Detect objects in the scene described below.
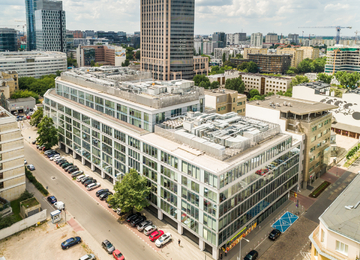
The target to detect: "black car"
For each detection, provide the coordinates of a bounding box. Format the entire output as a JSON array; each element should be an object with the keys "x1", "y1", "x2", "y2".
[
  {"x1": 131, "y1": 215, "x2": 146, "y2": 227},
  {"x1": 59, "y1": 161, "x2": 69, "y2": 167},
  {"x1": 62, "y1": 163, "x2": 73, "y2": 169},
  {"x1": 268, "y1": 229, "x2": 281, "y2": 241},
  {"x1": 57, "y1": 159, "x2": 67, "y2": 165},
  {"x1": 32, "y1": 140, "x2": 37, "y2": 145},
  {"x1": 66, "y1": 166, "x2": 78, "y2": 172},
  {"x1": 244, "y1": 250, "x2": 258, "y2": 260},
  {"x1": 81, "y1": 176, "x2": 93, "y2": 184},
  {"x1": 99, "y1": 191, "x2": 113, "y2": 201},
  {"x1": 126, "y1": 212, "x2": 141, "y2": 222},
  {"x1": 68, "y1": 167, "x2": 79, "y2": 173},
  {"x1": 84, "y1": 179, "x2": 97, "y2": 187},
  {"x1": 96, "y1": 189, "x2": 109, "y2": 197},
  {"x1": 61, "y1": 236, "x2": 82, "y2": 249}
]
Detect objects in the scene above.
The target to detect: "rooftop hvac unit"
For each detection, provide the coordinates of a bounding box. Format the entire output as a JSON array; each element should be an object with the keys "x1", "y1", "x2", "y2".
[
  {"x1": 288, "y1": 102, "x2": 292, "y2": 107},
  {"x1": 256, "y1": 101, "x2": 260, "y2": 105},
  {"x1": 276, "y1": 103, "x2": 280, "y2": 107},
  {"x1": 283, "y1": 101, "x2": 287, "y2": 106}
]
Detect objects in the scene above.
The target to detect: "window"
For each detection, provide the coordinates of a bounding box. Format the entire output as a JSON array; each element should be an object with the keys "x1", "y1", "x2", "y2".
[
  {"x1": 336, "y1": 240, "x2": 348, "y2": 255},
  {"x1": 143, "y1": 143, "x2": 158, "y2": 158},
  {"x1": 312, "y1": 126, "x2": 317, "y2": 132},
  {"x1": 156, "y1": 112, "x2": 165, "y2": 124},
  {"x1": 102, "y1": 124, "x2": 113, "y2": 136},
  {"x1": 321, "y1": 229, "x2": 324, "y2": 242},
  {"x1": 161, "y1": 152, "x2": 178, "y2": 169},
  {"x1": 310, "y1": 146, "x2": 315, "y2": 152},
  {"x1": 182, "y1": 161, "x2": 200, "y2": 180},
  {"x1": 311, "y1": 136, "x2": 316, "y2": 142},
  {"x1": 114, "y1": 129, "x2": 126, "y2": 143},
  {"x1": 128, "y1": 136, "x2": 140, "y2": 150},
  {"x1": 237, "y1": 102, "x2": 242, "y2": 106}
]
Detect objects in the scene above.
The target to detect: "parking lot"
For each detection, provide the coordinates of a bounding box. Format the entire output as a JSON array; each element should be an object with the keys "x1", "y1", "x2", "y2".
[{"x1": 0, "y1": 221, "x2": 92, "y2": 260}]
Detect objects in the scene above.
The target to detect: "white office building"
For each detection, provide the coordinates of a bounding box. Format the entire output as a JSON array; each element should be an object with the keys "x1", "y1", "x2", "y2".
[
  {"x1": 43, "y1": 68, "x2": 302, "y2": 259},
  {"x1": 250, "y1": 33, "x2": 263, "y2": 47},
  {"x1": 0, "y1": 51, "x2": 67, "y2": 78}
]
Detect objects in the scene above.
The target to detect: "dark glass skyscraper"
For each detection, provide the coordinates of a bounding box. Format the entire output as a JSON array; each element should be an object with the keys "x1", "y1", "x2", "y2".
[
  {"x1": 0, "y1": 28, "x2": 17, "y2": 52},
  {"x1": 140, "y1": 0, "x2": 194, "y2": 80},
  {"x1": 25, "y1": 0, "x2": 38, "y2": 51}
]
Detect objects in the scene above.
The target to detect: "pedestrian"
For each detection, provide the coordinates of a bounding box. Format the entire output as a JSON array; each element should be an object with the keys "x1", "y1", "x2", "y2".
[
  {"x1": 225, "y1": 249, "x2": 228, "y2": 257},
  {"x1": 220, "y1": 252, "x2": 223, "y2": 259},
  {"x1": 178, "y1": 239, "x2": 181, "y2": 246}
]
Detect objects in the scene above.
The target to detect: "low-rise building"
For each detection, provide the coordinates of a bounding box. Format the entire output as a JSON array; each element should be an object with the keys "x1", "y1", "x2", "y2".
[
  {"x1": 207, "y1": 70, "x2": 240, "y2": 86},
  {"x1": 76, "y1": 45, "x2": 126, "y2": 67},
  {"x1": 293, "y1": 81, "x2": 360, "y2": 139},
  {"x1": 246, "y1": 96, "x2": 336, "y2": 187},
  {"x1": 243, "y1": 48, "x2": 267, "y2": 59},
  {"x1": 193, "y1": 56, "x2": 209, "y2": 76},
  {"x1": 309, "y1": 173, "x2": 360, "y2": 260},
  {"x1": 204, "y1": 88, "x2": 246, "y2": 115},
  {"x1": 0, "y1": 71, "x2": 18, "y2": 99},
  {"x1": 7, "y1": 97, "x2": 36, "y2": 114},
  {"x1": 0, "y1": 106, "x2": 25, "y2": 201},
  {"x1": 0, "y1": 51, "x2": 67, "y2": 78},
  {"x1": 214, "y1": 47, "x2": 241, "y2": 60},
  {"x1": 239, "y1": 73, "x2": 292, "y2": 95},
  {"x1": 248, "y1": 54, "x2": 292, "y2": 74}
]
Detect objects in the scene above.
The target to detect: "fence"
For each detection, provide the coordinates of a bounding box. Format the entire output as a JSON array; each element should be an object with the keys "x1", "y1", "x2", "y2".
[{"x1": 0, "y1": 209, "x2": 47, "y2": 240}]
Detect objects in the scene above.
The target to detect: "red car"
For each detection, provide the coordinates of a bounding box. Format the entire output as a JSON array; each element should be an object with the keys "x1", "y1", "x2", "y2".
[
  {"x1": 112, "y1": 249, "x2": 125, "y2": 260},
  {"x1": 149, "y1": 230, "x2": 164, "y2": 242},
  {"x1": 26, "y1": 115, "x2": 31, "y2": 119}
]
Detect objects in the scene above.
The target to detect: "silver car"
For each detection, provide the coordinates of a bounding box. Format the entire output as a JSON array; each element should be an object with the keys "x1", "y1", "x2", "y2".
[
  {"x1": 102, "y1": 240, "x2": 115, "y2": 254},
  {"x1": 144, "y1": 225, "x2": 157, "y2": 236}
]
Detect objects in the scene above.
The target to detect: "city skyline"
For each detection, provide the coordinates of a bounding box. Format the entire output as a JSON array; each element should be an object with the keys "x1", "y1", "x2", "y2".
[{"x1": 0, "y1": 0, "x2": 358, "y2": 36}]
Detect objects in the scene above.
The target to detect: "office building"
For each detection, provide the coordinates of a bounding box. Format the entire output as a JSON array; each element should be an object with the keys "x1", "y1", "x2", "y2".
[
  {"x1": 243, "y1": 48, "x2": 267, "y2": 59},
  {"x1": 76, "y1": 45, "x2": 126, "y2": 67},
  {"x1": 35, "y1": 0, "x2": 66, "y2": 52},
  {"x1": 309, "y1": 174, "x2": 360, "y2": 260},
  {"x1": 68, "y1": 30, "x2": 83, "y2": 38},
  {"x1": 25, "y1": 0, "x2": 38, "y2": 51},
  {"x1": 207, "y1": 70, "x2": 241, "y2": 86},
  {"x1": 44, "y1": 69, "x2": 302, "y2": 258},
  {"x1": 250, "y1": 33, "x2": 263, "y2": 47},
  {"x1": 0, "y1": 71, "x2": 19, "y2": 99},
  {"x1": 0, "y1": 106, "x2": 25, "y2": 201},
  {"x1": 0, "y1": 51, "x2": 67, "y2": 78},
  {"x1": 226, "y1": 33, "x2": 246, "y2": 45},
  {"x1": 324, "y1": 46, "x2": 360, "y2": 73},
  {"x1": 0, "y1": 28, "x2": 17, "y2": 52},
  {"x1": 293, "y1": 81, "x2": 360, "y2": 139},
  {"x1": 212, "y1": 32, "x2": 226, "y2": 49},
  {"x1": 193, "y1": 56, "x2": 208, "y2": 76},
  {"x1": 247, "y1": 96, "x2": 336, "y2": 186},
  {"x1": 96, "y1": 31, "x2": 127, "y2": 45},
  {"x1": 248, "y1": 54, "x2": 292, "y2": 74},
  {"x1": 288, "y1": 34, "x2": 299, "y2": 44},
  {"x1": 204, "y1": 88, "x2": 246, "y2": 115},
  {"x1": 277, "y1": 48, "x2": 304, "y2": 67},
  {"x1": 202, "y1": 39, "x2": 213, "y2": 55},
  {"x1": 265, "y1": 33, "x2": 278, "y2": 44},
  {"x1": 239, "y1": 73, "x2": 292, "y2": 95},
  {"x1": 140, "y1": 0, "x2": 195, "y2": 80},
  {"x1": 66, "y1": 33, "x2": 74, "y2": 50},
  {"x1": 83, "y1": 30, "x2": 95, "y2": 38}
]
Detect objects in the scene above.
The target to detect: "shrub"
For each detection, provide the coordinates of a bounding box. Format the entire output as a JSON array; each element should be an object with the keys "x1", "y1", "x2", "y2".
[{"x1": 24, "y1": 167, "x2": 49, "y2": 196}]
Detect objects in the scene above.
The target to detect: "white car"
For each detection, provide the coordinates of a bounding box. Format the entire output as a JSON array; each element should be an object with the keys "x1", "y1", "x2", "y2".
[
  {"x1": 155, "y1": 233, "x2": 172, "y2": 247},
  {"x1": 24, "y1": 159, "x2": 27, "y2": 164},
  {"x1": 50, "y1": 155, "x2": 61, "y2": 161},
  {"x1": 144, "y1": 225, "x2": 157, "y2": 236},
  {"x1": 87, "y1": 182, "x2": 101, "y2": 191},
  {"x1": 77, "y1": 174, "x2": 89, "y2": 182},
  {"x1": 79, "y1": 254, "x2": 96, "y2": 260},
  {"x1": 54, "y1": 201, "x2": 65, "y2": 210}
]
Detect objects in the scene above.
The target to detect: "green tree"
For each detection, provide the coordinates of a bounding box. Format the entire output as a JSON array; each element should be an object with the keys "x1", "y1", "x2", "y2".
[
  {"x1": 210, "y1": 81, "x2": 220, "y2": 89},
  {"x1": 317, "y1": 73, "x2": 333, "y2": 84},
  {"x1": 19, "y1": 77, "x2": 37, "y2": 90},
  {"x1": 225, "y1": 77, "x2": 245, "y2": 93},
  {"x1": 36, "y1": 116, "x2": 58, "y2": 150},
  {"x1": 122, "y1": 59, "x2": 130, "y2": 67},
  {"x1": 247, "y1": 61, "x2": 259, "y2": 73},
  {"x1": 286, "y1": 66, "x2": 298, "y2": 74},
  {"x1": 290, "y1": 75, "x2": 309, "y2": 88},
  {"x1": 198, "y1": 48, "x2": 201, "y2": 55},
  {"x1": 107, "y1": 169, "x2": 151, "y2": 214},
  {"x1": 222, "y1": 53, "x2": 226, "y2": 62},
  {"x1": 56, "y1": 70, "x2": 62, "y2": 77},
  {"x1": 249, "y1": 89, "x2": 260, "y2": 98},
  {"x1": 297, "y1": 58, "x2": 314, "y2": 73},
  {"x1": 30, "y1": 107, "x2": 43, "y2": 126},
  {"x1": 234, "y1": 53, "x2": 243, "y2": 59},
  {"x1": 193, "y1": 75, "x2": 210, "y2": 87},
  {"x1": 90, "y1": 60, "x2": 95, "y2": 67},
  {"x1": 223, "y1": 60, "x2": 235, "y2": 68},
  {"x1": 0, "y1": 93, "x2": 7, "y2": 110},
  {"x1": 135, "y1": 50, "x2": 141, "y2": 60},
  {"x1": 67, "y1": 52, "x2": 77, "y2": 68},
  {"x1": 335, "y1": 71, "x2": 360, "y2": 89},
  {"x1": 126, "y1": 47, "x2": 135, "y2": 60},
  {"x1": 11, "y1": 90, "x2": 39, "y2": 103},
  {"x1": 266, "y1": 92, "x2": 275, "y2": 96},
  {"x1": 250, "y1": 95, "x2": 265, "y2": 101}
]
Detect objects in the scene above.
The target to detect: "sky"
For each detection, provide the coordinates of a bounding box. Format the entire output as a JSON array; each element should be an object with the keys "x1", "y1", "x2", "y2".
[{"x1": 0, "y1": 0, "x2": 359, "y2": 37}]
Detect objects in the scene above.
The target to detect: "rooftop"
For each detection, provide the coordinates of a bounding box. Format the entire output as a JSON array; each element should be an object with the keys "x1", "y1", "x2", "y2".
[
  {"x1": 239, "y1": 72, "x2": 292, "y2": 81},
  {"x1": 297, "y1": 81, "x2": 331, "y2": 90},
  {"x1": 204, "y1": 88, "x2": 246, "y2": 97},
  {"x1": 248, "y1": 95, "x2": 337, "y2": 115},
  {"x1": 320, "y1": 174, "x2": 360, "y2": 243},
  {"x1": 0, "y1": 51, "x2": 66, "y2": 59}
]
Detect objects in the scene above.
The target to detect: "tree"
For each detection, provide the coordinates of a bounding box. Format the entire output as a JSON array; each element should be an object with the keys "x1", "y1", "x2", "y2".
[
  {"x1": 122, "y1": 59, "x2": 130, "y2": 67},
  {"x1": 0, "y1": 93, "x2": 7, "y2": 110},
  {"x1": 67, "y1": 52, "x2": 77, "y2": 68},
  {"x1": 222, "y1": 53, "x2": 226, "y2": 62},
  {"x1": 210, "y1": 81, "x2": 220, "y2": 89},
  {"x1": 234, "y1": 53, "x2": 243, "y2": 59},
  {"x1": 223, "y1": 60, "x2": 235, "y2": 68},
  {"x1": 198, "y1": 48, "x2": 201, "y2": 55},
  {"x1": 335, "y1": 71, "x2": 360, "y2": 89},
  {"x1": 36, "y1": 116, "x2": 58, "y2": 150},
  {"x1": 107, "y1": 169, "x2": 151, "y2": 214},
  {"x1": 250, "y1": 95, "x2": 265, "y2": 101},
  {"x1": 317, "y1": 73, "x2": 333, "y2": 84},
  {"x1": 247, "y1": 61, "x2": 259, "y2": 73},
  {"x1": 19, "y1": 77, "x2": 36, "y2": 90},
  {"x1": 56, "y1": 70, "x2": 62, "y2": 77},
  {"x1": 286, "y1": 66, "x2": 298, "y2": 74},
  {"x1": 193, "y1": 75, "x2": 210, "y2": 87},
  {"x1": 11, "y1": 90, "x2": 39, "y2": 103},
  {"x1": 225, "y1": 77, "x2": 245, "y2": 93},
  {"x1": 249, "y1": 89, "x2": 260, "y2": 98},
  {"x1": 135, "y1": 50, "x2": 140, "y2": 60},
  {"x1": 290, "y1": 75, "x2": 309, "y2": 88},
  {"x1": 90, "y1": 60, "x2": 95, "y2": 67},
  {"x1": 30, "y1": 107, "x2": 43, "y2": 126},
  {"x1": 297, "y1": 58, "x2": 314, "y2": 73}
]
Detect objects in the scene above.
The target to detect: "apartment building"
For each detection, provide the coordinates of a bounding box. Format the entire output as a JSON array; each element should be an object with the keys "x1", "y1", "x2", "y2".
[
  {"x1": 250, "y1": 33, "x2": 263, "y2": 47},
  {"x1": 309, "y1": 174, "x2": 360, "y2": 260},
  {"x1": 248, "y1": 54, "x2": 292, "y2": 74},
  {"x1": 288, "y1": 34, "x2": 299, "y2": 44},
  {"x1": 0, "y1": 71, "x2": 19, "y2": 99},
  {"x1": 214, "y1": 47, "x2": 241, "y2": 60},
  {"x1": 204, "y1": 88, "x2": 246, "y2": 115},
  {"x1": 76, "y1": 45, "x2": 126, "y2": 67},
  {"x1": 226, "y1": 33, "x2": 246, "y2": 45},
  {"x1": 324, "y1": 46, "x2": 360, "y2": 73},
  {"x1": 44, "y1": 68, "x2": 302, "y2": 259},
  {"x1": 212, "y1": 32, "x2": 226, "y2": 49},
  {"x1": 193, "y1": 56, "x2": 209, "y2": 76},
  {"x1": 277, "y1": 48, "x2": 304, "y2": 67},
  {"x1": 207, "y1": 70, "x2": 241, "y2": 86},
  {"x1": 239, "y1": 73, "x2": 292, "y2": 95},
  {"x1": 265, "y1": 33, "x2": 278, "y2": 44},
  {"x1": 299, "y1": 47, "x2": 320, "y2": 60},
  {"x1": 293, "y1": 81, "x2": 360, "y2": 139},
  {"x1": 243, "y1": 48, "x2": 267, "y2": 59},
  {"x1": 0, "y1": 107, "x2": 25, "y2": 201},
  {"x1": 0, "y1": 51, "x2": 67, "y2": 78},
  {"x1": 246, "y1": 96, "x2": 336, "y2": 187}
]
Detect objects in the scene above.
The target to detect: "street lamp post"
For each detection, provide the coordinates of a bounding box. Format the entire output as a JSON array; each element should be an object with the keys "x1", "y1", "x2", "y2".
[{"x1": 238, "y1": 238, "x2": 250, "y2": 260}]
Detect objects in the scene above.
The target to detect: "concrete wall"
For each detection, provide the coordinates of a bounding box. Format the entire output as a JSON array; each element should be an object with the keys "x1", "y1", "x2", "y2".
[{"x1": 0, "y1": 209, "x2": 47, "y2": 240}]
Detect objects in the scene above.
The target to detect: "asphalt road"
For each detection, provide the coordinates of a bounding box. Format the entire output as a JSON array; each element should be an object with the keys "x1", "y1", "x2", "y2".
[{"x1": 24, "y1": 142, "x2": 161, "y2": 260}]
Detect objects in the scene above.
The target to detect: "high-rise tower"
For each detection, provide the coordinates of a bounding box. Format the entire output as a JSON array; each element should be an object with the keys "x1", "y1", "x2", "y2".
[
  {"x1": 140, "y1": 0, "x2": 194, "y2": 80},
  {"x1": 25, "y1": 0, "x2": 39, "y2": 51}
]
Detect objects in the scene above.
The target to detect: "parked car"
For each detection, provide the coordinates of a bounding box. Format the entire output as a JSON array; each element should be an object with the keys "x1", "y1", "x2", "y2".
[
  {"x1": 62, "y1": 162, "x2": 73, "y2": 169},
  {"x1": 126, "y1": 212, "x2": 141, "y2": 223},
  {"x1": 26, "y1": 115, "x2": 31, "y2": 120},
  {"x1": 24, "y1": 159, "x2": 27, "y2": 164},
  {"x1": 77, "y1": 174, "x2": 89, "y2": 182},
  {"x1": 81, "y1": 176, "x2": 93, "y2": 184},
  {"x1": 112, "y1": 249, "x2": 125, "y2": 260},
  {"x1": 32, "y1": 140, "x2": 37, "y2": 145},
  {"x1": 144, "y1": 225, "x2": 157, "y2": 236},
  {"x1": 47, "y1": 195, "x2": 57, "y2": 204},
  {"x1": 84, "y1": 179, "x2": 97, "y2": 187},
  {"x1": 54, "y1": 201, "x2": 65, "y2": 210},
  {"x1": 61, "y1": 236, "x2": 81, "y2": 249},
  {"x1": 66, "y1": 166, "x2": 78, "y2": 172},
  {"x1": 44, "y1": 150, "x2": 55, "y2": 155},
  {"x1": 50, "y1": 155, "x2": 61, "y2": 161},
  {"x1": 57, "y1": 159, "x2": 67, "y2": 165},
  {"x1": 96, "y1": 189, "x2": 109, "y2": 197},
  {"x1": 244, "y1": 250, "x2": 258, "y2": 260},
  {"x1": 101, "y1": 240, "x2": 115, "y2": 254},
  {"x1": 71, "y1": 170, "x2": 84, "y2": 177},
  {"x1": 268, "y1": 229, "x2": 281, "y2": 241},
  {"x1": 155, "y1": 232, "x2": 172, "y2": 248},
  {"x1": 47, "y1": 152, "x2": 59, "y2": 158},
  {"x1": 68, "y1": 167, "x2": 79, "y2": 173},
  {"x1": 149, "y1": 230, "x2": 164, "y2": 242},
  {"x1": 59, "y1": 161, "x2": 69, "y2": 167},
  {"x1": 64, "y1": 165, "x2": 75, "y2": 171},
  {"x1": 27, "y1": 164, "x2": 35, "y2": 171},
  {"x1": 131, "y1": 215, "x2": 146, "y2": 227},
  {"x1": 99, "y1": 191, "x2": 112, "y2": 201},
  {"x1": 79, "y1": 254, "x2": 96, "y2": 260},
  {"x1": 87, "y1": 182, "x2": 101, "y2": 191},
  {"x1": 137, "y1": 220, "x2": 152, "y2": 231}
]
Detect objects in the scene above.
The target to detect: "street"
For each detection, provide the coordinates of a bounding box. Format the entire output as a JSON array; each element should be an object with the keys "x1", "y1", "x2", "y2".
[{"x1": 24, "y1": 141, "x2": 162, "y2": 260}]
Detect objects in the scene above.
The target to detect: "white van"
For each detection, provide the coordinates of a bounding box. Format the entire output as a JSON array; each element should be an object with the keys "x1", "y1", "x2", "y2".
[
  {"x1": 77, "y1": 174, "x2": 88, "y2": 182},
  {"x1": 54, "y1": 201, "x2": 65, "y2": 210}
]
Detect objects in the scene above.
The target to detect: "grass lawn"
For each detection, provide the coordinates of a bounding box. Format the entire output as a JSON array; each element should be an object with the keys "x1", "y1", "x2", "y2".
[
  {"x1": 20, "y1": 197, "x2": 39, "y2": 208},
  {"x1": 10, "y1": 198, "x2": 23, "y2": 222}
]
